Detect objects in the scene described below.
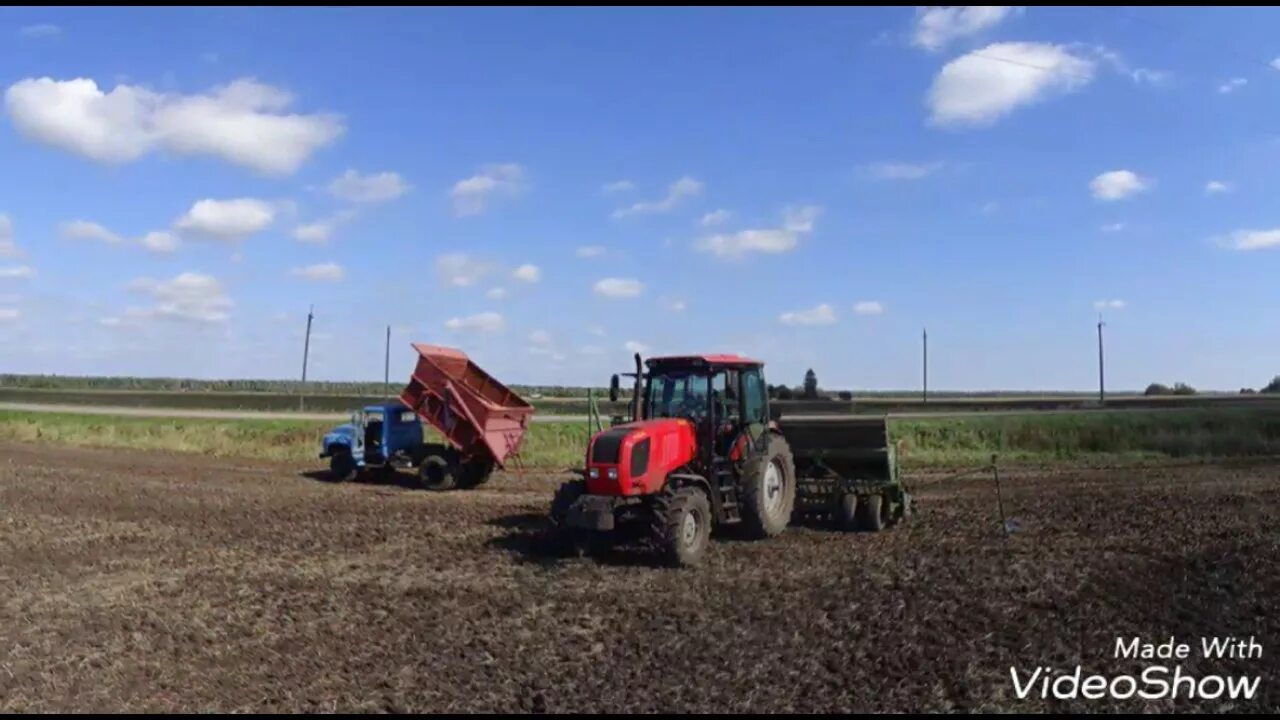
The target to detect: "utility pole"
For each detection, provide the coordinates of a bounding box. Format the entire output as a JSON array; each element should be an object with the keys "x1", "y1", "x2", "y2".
[
  {"x1": 300, "y1": 305, "x2": 314, "y2": 411},
  {"x1": 1097, "y1": 314, "x2": 1106, "y2": 405},
  {"x1": 922, "y1": 327, "x2": 928, "y2": 403},
  {"x1": 384, "y1": 324, "x2": 391, "y2": 400}
]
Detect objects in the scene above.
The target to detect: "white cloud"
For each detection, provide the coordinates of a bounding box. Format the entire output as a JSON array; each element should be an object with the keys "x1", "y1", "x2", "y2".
[
  {"x1": 698, "y1": 205, "x2": 822, "y2": 259},
  {"x1": 663, "y1": 297, "x2": 687, "y2": 312},
  {"x1": 529, "y1": 329, "x2": 552, "y2": 346},
  {"x1": 927, "y1": 42, "x2": 1095, "y2": 126},
  {"x1": 126, "y1": 272, "x2": 232, "y2": 323},
  {"x1": 1093, "y1": 299, "x2": 1126, "y2": 310},
  {"x1": 98, "y1": 316, "x2": 121, "y2": 327},
  {"x1": 435, "y1": 253, "x2": 494, "y2": 287},
  {"x1": 1272, "y1": 58, "x2": 1280, "y2": 71},
  {"x1": 60, "y1": 219, "x2": 123, "y2": 244},
  {"x1": 780, "y1": 303, "x2": 837, "y2": 326},
  {"x1": 444, "y1": 312, "x2": 505, "y2": 333},
  {"x1": 290, "y1": 262, "x2": 344, "y2": 282},
  {"x1": 450, "y1": 163, "x2": 525, "y2": 217},
  {"x1": 1130, "y1": 68, "x2": 1170, "y2": 85},
  {"x1": 1101, "y1": 222, "x2": 1126, "y2": 233},
  {"x1": 486, "y1": 287, "x2": 508, "y2": 301},
  {"x1": 327, "y1": 169, "x2": 410, "y2": 203},
  {"x1": 853, "y1": 301, "x2": 884, "y2": 316},
  {"x1": 4, "y1": 77, "x2": 342, "y2": 175},
  {"x1": 512, "y1": 264, "x2": 541, "y2": 283},
  {"x1": 293, "y1": 221, "x2": 333, "y2": 244},
  {"x1": 0, "y1": 265, "x2": 36, "y2": 279},
  {"x1": 593, "y1": 277, "x2": 644, "y2": 298},
  {"x1": 601, "y1": 180, "x2": 635, "y2": 194},
  {"x1": 613, "y1": 176, "x2": 703, "y2": 218},
  {"x1": 1090, "y1": 170, "x2": 1148, "y2": 201},
  {"x1": 1223, "y1": 229, "x2": 1280, "y2": 251},
  {"x1": 0, "y1": 308, "x2": 19, "y2": 322},
  {"x1": 861, "y1": 161, "x2": 944, "y2": 180},
  {"x1": 1205, "y1": 180, "x2": 1232, "y2": 195},
  {"x1": 700, "y1": 209, "x2": 731, "y2": 227},
  {"x1": 175, "y1": 198, "x2": 275, "y2": 240},
  {"x1": 1218, "y1": 78, "x2": 1247, "y2": 94},
  {"x1": 141, "y1": 231, "x2": 178, "y2": 253},
  {"x1": 19, "y1": 24, "x2": 61, "y2": 38},
  {"x1": 913, "y1": 6, "x2": 1022, "y2": 51},
  {"x1": 588, "y1": 325, "x2": 606, "y2": 337},
  {"x1": 0, "y1": 214, "x2": 20, "y2": 258},
  {"x1": 576, "y1": 245, "x2": 606, "y2": 258},
  {"x1": 578, "y1": 345, "x2": 605, "y2": 356},
  {"x1": 624, "y1": 340, "x2": 650, "y2": 354}
]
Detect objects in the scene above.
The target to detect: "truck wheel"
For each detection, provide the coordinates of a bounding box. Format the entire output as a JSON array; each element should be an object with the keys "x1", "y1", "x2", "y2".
[
  {"x1": 855, "y1": 494, "x2": 885, "y2": 532},
  {"x1": 418, "y1": 455, "x2": 458, "y2": 491},
  {"x1": 328, "y1": 452, "x2": 358, "y2": 482},
  {"x1": 739, "y1": 434, "x2": 797, "y2": 539},
  {"x1": 835, "y1": 493, "x2": 859, "y2": 532},
  {"x1": 654, "y1": 486, "x2": 712, "y2": 567},
  {"x1": 460, "y1": 458, "x2": 496, "y2": 489}
]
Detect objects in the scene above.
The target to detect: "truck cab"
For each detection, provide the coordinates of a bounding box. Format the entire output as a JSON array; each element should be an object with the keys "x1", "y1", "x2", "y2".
[{"x1": 320, "y1": 401, "x2": 424, "y2": 480}]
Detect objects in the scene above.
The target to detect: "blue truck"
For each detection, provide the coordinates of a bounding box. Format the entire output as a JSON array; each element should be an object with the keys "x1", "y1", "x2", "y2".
[{"x1": 318, "y1": 343, "x2": 535, "y2": 490}]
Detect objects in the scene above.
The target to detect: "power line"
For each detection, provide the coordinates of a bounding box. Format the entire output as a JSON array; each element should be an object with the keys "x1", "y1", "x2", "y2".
[{"x1": 1120, "y1": 8, "x2": 1280, "y2": 77}]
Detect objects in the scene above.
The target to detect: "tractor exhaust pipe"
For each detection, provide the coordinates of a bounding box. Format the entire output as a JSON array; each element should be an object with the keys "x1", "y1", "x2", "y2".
[{"x1": 631, "y1": 353, "x2": 643, "y2": 422}]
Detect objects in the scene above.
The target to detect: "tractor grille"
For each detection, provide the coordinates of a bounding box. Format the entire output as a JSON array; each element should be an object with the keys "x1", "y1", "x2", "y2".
[{"x1": 590, "y1": 427, "x2": 630, "y2": 464}]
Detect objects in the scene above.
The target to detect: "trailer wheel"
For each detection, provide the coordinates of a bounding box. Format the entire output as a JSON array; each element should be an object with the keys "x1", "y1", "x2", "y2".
[
  {"x1": 855, "y1": 494, "x2": 885, "y2": 532},
  {"x1": 418, "y1": 455, "x2": 458, "y2": 491},
  {"x1": 328, "y1": 452, "x2": 358, "y2": 482},
  {"x1": 739, "y1": 434, "x2": 797, "y2": 539},
  {"x1": 835, "y1": 493, "x2": 859, "y2": 532},
  {"x1": 654, "y1": 486, "x2": 712, "y2": 567}
]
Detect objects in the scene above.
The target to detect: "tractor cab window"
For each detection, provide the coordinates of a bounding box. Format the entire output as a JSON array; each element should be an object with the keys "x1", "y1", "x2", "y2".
[
  {"x1": 647, "y1": 370, "x2": 710, "y2": 421},
  {"x1": 742, "y1": 368, "x2": 766, "y2": 424}
]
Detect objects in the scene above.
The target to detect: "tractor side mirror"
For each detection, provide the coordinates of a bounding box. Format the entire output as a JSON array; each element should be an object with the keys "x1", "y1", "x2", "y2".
[
  {"x1": 768, "y1": 404, "x2": 783, "y2": 423},
  {"x1": 609, "y1": 374, "x2": 620, "y2": 403}
]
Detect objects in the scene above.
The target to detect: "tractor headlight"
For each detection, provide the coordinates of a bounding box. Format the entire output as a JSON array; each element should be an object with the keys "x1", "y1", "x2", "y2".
[
  {"x1": 588, "y1": 467, "x2": 599, "y2": 479},
  {"x1": 607, "y1": 467, "x2": 619, "y2": 480}
]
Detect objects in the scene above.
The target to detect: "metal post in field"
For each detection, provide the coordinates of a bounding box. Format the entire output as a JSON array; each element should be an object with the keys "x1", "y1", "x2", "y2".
[
  {"x1": 922, "y1": 327, "x2": 928, "y2": 404},
  {"x1": 300, "y1": 305, "x2": 314, "y2": 411},
  {"x1": 384, "y1": 324, "x2": 391, "y2": 400},
  {"x1": 1097, "y1": 315, "x2": 1106, "y2": 405}
]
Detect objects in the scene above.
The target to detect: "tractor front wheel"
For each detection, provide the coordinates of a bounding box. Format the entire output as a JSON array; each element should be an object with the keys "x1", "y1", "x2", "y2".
[
  {"x1": 328, "y1": 452, "x2": 358, "y2": 482},
  {"x1": 654, "y1": 486, "x2": 712, "y2": 567},
  {"x1": 418, "y1": 455, "x2": 459, "y2": 491}
]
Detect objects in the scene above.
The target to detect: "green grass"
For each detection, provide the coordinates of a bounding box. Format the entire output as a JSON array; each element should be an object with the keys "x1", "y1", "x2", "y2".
[{"x1": 4, "y1": 407, "x2": 1279, "y2": 472}]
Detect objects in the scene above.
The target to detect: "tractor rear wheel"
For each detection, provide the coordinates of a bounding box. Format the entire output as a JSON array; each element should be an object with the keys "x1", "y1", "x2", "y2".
[
  {"x1": 418, "y1": 454, "x2": 458, "y2": 491},
  {"x1": 855, "y1": 493, "x2": 885, "y2": 532},
  {"x1": 654, "y1": 486, "x2": 712, "y2": 567},
  {"x1": 328, "y1": 452, "x2": 358, "y2": 482},
  {"x1": 739, "y1": 434, "x2": 797, "y2": 539}
]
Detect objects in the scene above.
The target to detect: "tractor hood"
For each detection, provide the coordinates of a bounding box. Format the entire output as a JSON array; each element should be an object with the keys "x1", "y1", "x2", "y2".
[{"x1": 585, "y1": 418, "x2": 697, "y2": 496}]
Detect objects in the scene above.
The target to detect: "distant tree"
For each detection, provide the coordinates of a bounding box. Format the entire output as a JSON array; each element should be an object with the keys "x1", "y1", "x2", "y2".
[
  {"x1": 776, "y1": 386, "x2": 795, "y2": 400},
  {"x1": 1144, "y1": 383, "x2": 1172, "y2": 396},
  {"x1": 1172, "y1": 382, "x2": 1197, "y2": 396},
  {"x1": 837, "y1": 390, "x2": 853, "y2": 402},
  {"x1": 1241, "y1": 388, "x2": 1257, "y2": 395},
  {"x1": 803, "y1": 369, "x2": 819, "y2": 399},
  {"x1": 1263, "y1": 376, "x2": 1280, "y2": 394}
]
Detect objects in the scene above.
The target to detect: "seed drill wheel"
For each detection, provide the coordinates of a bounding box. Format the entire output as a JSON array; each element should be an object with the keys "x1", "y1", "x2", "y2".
[
  {"x1": 836, "y1": 493, "x2": 859, "y2": 531},
  {"x1": 654, "y1": 486, "x2": 712, "y2": 567},
  {"x1": 328, "y1": 452, "x2": 358, "y2": 483},
  {"x1": 854, "y1": 494, "x2": 885, "y2": 532},
  {"x1": 740, "y1": 434, "x2": 797, "y2": 539},
  {"x1": 418, "y1": 454, "x2": 459, "y2": 491}
]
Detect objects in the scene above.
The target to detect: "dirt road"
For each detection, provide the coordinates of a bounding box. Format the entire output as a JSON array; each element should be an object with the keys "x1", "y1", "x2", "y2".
[{"x1": 1, "y1": 443, "x2": 1276, "y2": 712}]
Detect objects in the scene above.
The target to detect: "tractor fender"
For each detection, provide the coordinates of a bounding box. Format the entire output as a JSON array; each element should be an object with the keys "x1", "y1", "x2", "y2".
[{"x1": 665, "y1": 472, "x2": 713, "y2": 501}]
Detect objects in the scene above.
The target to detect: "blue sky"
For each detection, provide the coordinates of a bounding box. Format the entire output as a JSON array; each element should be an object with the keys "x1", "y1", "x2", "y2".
[{"x1": 1, "y1": 6, "x2": 1279, "y2": 391}]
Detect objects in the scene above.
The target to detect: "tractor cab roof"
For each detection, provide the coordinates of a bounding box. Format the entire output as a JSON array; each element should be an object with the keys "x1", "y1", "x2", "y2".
[{"x1": 645, "y1": 354, "x2": 763, "y2": 371}]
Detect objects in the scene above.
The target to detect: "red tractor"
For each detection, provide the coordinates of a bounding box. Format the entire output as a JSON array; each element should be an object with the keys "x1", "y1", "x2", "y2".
[{"x1": 551, "y1": 353, "x2": 908, "y2": 566}]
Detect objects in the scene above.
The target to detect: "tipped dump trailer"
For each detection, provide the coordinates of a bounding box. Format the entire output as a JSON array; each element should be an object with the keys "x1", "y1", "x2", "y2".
[
  {"x1": 320, "y1": 343, "x2": 532, "y2": 490},
  {"x1": 783, "y1": 415, "x2": 910, "y2": 531},
  {"x1": 398, "y1": 343, "x2": 534, "y2": 489}
]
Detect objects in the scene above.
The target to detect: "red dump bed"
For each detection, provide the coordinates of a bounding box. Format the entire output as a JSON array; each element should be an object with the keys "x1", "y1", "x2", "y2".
[{"x1": 399, "y1": 343, "x2": 534, "y2": 468}]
